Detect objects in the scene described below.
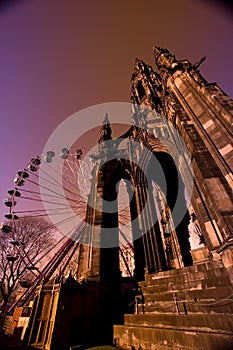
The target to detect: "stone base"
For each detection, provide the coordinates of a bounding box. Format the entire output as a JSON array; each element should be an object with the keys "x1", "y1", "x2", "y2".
[
  {"x1": 114, "y1": 253, "x2": 233, "y2": 350},
  {"x1": 114, "y1": 320, "x2": 233, "y2": 350},
  {"x1": 191, "y1": 246, "x2": 209, "y2": 263}
]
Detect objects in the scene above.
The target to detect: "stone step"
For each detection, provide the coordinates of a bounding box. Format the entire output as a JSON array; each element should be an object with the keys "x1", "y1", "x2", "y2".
[
  {"x1": 143, "y1": 285, "x2": 233, "y2": 303},
  {"x1": 141, "y1": 297, "x2": 233, "y2": 315},
  {"x1": 140, "y1": 268, "x2": 231, "y2": 292},
  {"x1": 136, "y1": 283, "x2": 233, "y2": 314},
  {"x1": 123, "y1": 313, "x2": 233, "y2": 334},
  {"x1": 114, "y1": 323, "x2": 233, "y2": 350},
  {"x1": 140, "y1": 259, "x2": 230, "y2": 288},
  {"x1": 140, "y1": 283, "x2": 233, "y2": 314},
  {"x1": 142, "y1": 302, "x2": 233, "y2": 315}
]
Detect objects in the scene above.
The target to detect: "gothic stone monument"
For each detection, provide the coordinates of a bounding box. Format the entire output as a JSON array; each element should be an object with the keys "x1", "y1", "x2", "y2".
[{"x1": 26, "y1": 46, "x2": 233, "y2": 350}]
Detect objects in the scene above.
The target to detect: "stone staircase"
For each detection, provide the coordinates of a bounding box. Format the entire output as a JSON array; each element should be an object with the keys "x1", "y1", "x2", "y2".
[{"x1": 114, "y1": 256, "x2": 233, "y2": 349}]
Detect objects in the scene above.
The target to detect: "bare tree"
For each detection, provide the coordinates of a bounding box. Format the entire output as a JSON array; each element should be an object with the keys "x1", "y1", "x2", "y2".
[{"x1": 0, "y1": 217, "x2": 54, "y2": 306}]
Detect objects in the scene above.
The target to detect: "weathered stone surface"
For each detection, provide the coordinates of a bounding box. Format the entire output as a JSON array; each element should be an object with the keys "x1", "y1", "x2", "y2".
[
  {"x1": 113, "y1": 46, "x2": 233, "y2": 350},
  {"x1": 114, "y1": 324, "x2": 233, "y2": 350}
]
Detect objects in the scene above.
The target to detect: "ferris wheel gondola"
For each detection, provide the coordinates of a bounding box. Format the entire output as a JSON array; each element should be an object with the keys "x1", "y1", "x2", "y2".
[{"x1": 0, "y1": 224, "x2": 13, "y2": 233}]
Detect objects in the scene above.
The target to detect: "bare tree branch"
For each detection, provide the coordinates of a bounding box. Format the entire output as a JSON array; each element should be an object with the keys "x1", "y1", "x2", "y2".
[{"x1": 0, "y1": 217, "x2": 55, "y2": 305}]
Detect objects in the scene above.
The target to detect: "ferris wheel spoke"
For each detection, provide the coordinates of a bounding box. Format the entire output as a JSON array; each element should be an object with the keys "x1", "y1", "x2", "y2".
[
  {"x1": 40, "y1": 173, "x2": 83, "y2": 202},
  {"x1": 17, "y1": 188, "x2": 41, "y2": 201},
  {"x1": 39, "y1": 166, "x2": 75, "y2": 195},
  {"x1": 18, "y1": 196, "x2": 82, "y2": 211},
  {"x1": 119, "y1": 228, "x2": 134, "y2": 248},
  {"x1": 27, "y1": 176, "x2": 67, "y2": 198},
  {"x1": 31, "y1": 165, "x2": 80, "y2": 198},
  {"x1": 41, "y1": 156, "x2": 83, "y2": 195},
  {"x1": 63, "y1": 157, "x2": 92, "y2": 196}
]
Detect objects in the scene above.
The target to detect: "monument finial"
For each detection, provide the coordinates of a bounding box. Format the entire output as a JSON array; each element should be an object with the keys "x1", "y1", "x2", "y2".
[
  {"x1": 98, "y1": 113, "x2": 112, "y2": 143},
  {"x1": 153, "y1": 46, "x2": 180, "y2": 73},
  {"x1": 103, "y1": 112, "x2": 110, "y2": 125}
]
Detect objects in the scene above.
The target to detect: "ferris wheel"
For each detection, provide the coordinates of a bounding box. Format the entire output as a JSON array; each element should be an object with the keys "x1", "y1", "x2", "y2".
[
  {"x1": 1, "y1": 145, "x2": 135, "y2": 305},
  {"x1": 1, "y1": 147, "x2": 91, "y2": 290}
]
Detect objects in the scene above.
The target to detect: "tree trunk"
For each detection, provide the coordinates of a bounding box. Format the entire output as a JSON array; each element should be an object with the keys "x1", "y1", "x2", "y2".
[{"x1": 2, "y1": 294, "x2": 9, "y2": 306}]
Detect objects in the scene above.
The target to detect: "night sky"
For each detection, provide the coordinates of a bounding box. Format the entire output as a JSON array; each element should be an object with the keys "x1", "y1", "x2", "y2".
[{"x1": 0, "y1": 0, "x2": 233, "y2": 220}]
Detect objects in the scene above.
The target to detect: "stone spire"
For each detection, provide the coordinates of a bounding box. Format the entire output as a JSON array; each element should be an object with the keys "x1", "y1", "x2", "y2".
[
  {"x1": 153, "y1": 46, "x2": 181, "y2": 73},
  {"x1": 98, "y1": 113, "x2": 112, "y2": 144}
]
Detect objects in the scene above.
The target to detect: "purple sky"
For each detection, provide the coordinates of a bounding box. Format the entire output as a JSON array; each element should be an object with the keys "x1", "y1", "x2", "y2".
[{"x1": 0, "y1": 0, "x2": 233, "y2": 220}]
